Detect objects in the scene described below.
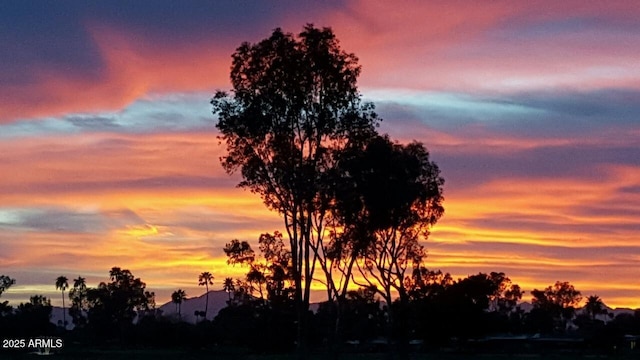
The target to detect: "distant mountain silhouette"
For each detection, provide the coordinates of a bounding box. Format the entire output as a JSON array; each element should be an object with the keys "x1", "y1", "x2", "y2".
[
  {"x1": 47, "y1": 290, "x2": 231, "y2": 327},
  {"x1": 158, "y1": 290, "x2": 230, "y2": 323},
  {"x1": 514, "y1": 302, "x2": 634, "y2": 320},
  {"x1": 47, "y1": 298, "x2": 637, "y2": 327},
  {"x1": 50, "y1": 307, "x2": 72, "y2": 330}
]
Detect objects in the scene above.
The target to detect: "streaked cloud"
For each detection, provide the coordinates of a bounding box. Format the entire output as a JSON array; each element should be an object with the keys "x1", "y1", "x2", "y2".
[{"x1": 1, "y1": 1, "x2": 639, "y2": 309}]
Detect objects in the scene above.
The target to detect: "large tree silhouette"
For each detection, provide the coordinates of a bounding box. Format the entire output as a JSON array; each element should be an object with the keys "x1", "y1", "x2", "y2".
[
  {"x1": 55, "y1": 275, "x2": 69, "y2": 329},
  {"x1": 198, "y1": 272, "x2": 214, "y2": 320},
  {"x1": 212, "y1": 24, "x2": 379, "y2": 354},
  {"x1": 333, "y1": 135, "x2": 444, "y2": 350}
]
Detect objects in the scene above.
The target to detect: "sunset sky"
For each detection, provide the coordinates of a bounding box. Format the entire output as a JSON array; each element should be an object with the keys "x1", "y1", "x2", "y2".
[{"x1": 1, "y1": 0, "x2": 639, "y2": 309}]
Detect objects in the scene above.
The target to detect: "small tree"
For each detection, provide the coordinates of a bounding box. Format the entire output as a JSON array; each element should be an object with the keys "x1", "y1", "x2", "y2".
[
  {"x1": 584, "y1": 295, "x2": 607, "y2": 320},
  {"x1": 69, "y1": 276, "x2": 88, "y2": 327},
  {"x1": 16, "y1": 295, "x2": 54, "y2": 336},
  {"x1": 222, "y1": 277, "x2": 235, "y2": 302},
  {"x1": 223, "y1": 232, "x2": 294, "y2": 302},
  {"x1": 171, "y1": 289, "x2": 187, "y2": 320},
  {"x1": 198, "y1": 272, "x2": 214, "y2": 320},
  {"x1": 86, "y1": 267, "x2": 155, "y2": 338},
  {"x1": 0, "y1": 275, "x2": 16, "y2": 316},
  {"x1": 0, "y1": 275, "x2": 15, "y2": 296},
  {"x1": 531, "y1": 281, "x2": 582, "y2": 332}
]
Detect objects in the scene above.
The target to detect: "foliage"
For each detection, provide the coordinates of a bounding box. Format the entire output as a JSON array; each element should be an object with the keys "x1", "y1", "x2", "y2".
[
  {"x1": 223, "y1": 239, "x2": 255, "y2": 265},
  {"x1": 171, "y1": 289, "x2": 187, "y2": 320},
  {"x1": 222, "y1": 277, "x2": 235, "y2": 302},
  {"x1": 13, "y1": 295, "x2": 55, "y2": 337},
  {"x1": 406, "y1": 271, "x2": 523, "y2": 344},
  {"x1": 337, "y1": 286, "x2": 383, "y2": 342},
  {"x1": 69, "y1": 276, "x2": 88, "y2": 327},
  {"x1": 326, "y1": 135, "x2": 444, "y2": 352},
  {"x1": 532, "y1": 281, "x2": 583, "y2": 309},
  {"x1": 198, "y1": 271, "x2": 214, "y2": 320},
  {"x1": 583, "y1": 294, "x2": 607, "y2": 320},
  {"x1": 333, "y1": 136, "x2": 444, "y2": 305},
  {"x1": 224, "y1": 232, "x2": 294, "y2": 303},
  {"x1": 0, "y1": 275, "x2": 15, "y2": 316},
  {"x1": 0, "y1": 274, "x2": 15, "y2": 296},
  {"x1": 85, "y1": 267, "x2": 155, "y2": 338},
  {"x1": 55, "y1": 275, "x2": 69, "y2": 328},
  {"x1": 212, "y1": 24, "x2": 380, "y2": 350},
  {"x1": 529, "y1": 281, "x2": 582, "y2": 333}
]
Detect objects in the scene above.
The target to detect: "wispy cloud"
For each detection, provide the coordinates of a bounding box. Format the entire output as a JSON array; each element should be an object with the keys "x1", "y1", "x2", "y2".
[{"x1": 1, "y1": 0, "x2": 639, "y2": 308}]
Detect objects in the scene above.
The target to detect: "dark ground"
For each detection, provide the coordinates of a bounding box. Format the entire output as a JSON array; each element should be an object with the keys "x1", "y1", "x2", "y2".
[{"x1": 1, "y1": 347, "x2": 637, "y2": 360}]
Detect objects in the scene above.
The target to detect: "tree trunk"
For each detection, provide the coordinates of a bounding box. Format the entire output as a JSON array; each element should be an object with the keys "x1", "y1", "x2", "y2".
[
  {"x1": 61, "y1": 291, "x2": 66, "y2": 329},
  {"x1": 204, "y1": 284, "x2": 209, "y2": 321}
]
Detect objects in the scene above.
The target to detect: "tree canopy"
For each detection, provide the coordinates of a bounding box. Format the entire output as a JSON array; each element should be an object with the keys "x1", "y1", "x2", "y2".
[
  {"x1": 86, "y1": 267, "x2": 155, "y2": 336},
  {"x1": 212, "y1": 24, "x2": 381, "y2": 351}
]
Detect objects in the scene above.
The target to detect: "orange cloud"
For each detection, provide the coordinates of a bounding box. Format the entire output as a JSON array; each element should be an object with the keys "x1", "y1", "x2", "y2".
[
  {"x1": 0, "y1": 24, "x2": 231, "y2": 123},
  {"x1": 1, "y1": 127, "x2": 639, "y2": 308}
]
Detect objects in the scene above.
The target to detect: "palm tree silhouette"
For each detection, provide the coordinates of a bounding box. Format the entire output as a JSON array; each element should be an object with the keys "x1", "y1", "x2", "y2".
[
  {"x1": 171, "y1": 289, "x2": 187, "y2": 320},
  {"x1": 69, "y1": 276, "x2": 87, "y2": 326},
  {"x1": 584, "y1": 295, "x2": 606, "y2": 320},
  {"x1": 55, "y1": 276, "x2": 68, "y2": 329},
  {"x1": 222, "y1": 277, "x2": 235, "y2": 302},
  {"x1": 198, "y1": 272, "x2": 214, "y2": 320},
  {"x1": 72, "y1": 276, "x2": 86, "y2": 291}
]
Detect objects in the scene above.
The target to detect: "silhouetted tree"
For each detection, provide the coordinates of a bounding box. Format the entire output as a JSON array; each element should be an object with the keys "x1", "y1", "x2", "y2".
[
  {"x1": 584, "y1": 295, "x2": 607, "y2": 320},
  {"x1": 86, "y1": 267, "x2": 154, "y2": 339},
  {"x1": 530, "y1": 281, "x2": 582, "y2": 333},
  {"x1": 171, "y1": 289, "x2": 187, "y2": 320},
  {"x1": 224, "y1": 239, "x2": 255, "y2": 265},
  {"x1": 406, "y1": 268, "x2": 454, "y2": 301},
  {"x1": 0, "y1": 275, "x2": 15, "y2": 316},
  {"x1": 258, "y1": 231, "x2": 294, "y2": 302},
  {"x1": 224, "y1": 232, "x2": 294, "y2": 304},
  {"x1": 55, "y1": 275, "x2": 69, "y2": 329},
  {"x1": 224, "y1": 239, "x2": 264, "y2": 300},
  {"x1": 222, "y1": 277, "x2": 235, "y2": 302},
  {"x1": 343, "y1": 286, "x2": 383, "y2": 341},
  {"x1": 212, "y1": 24, "x2": 380, "y2": 354},
  {"x1": 608, "y1": 310, "x2": 640, "y2": 340},
  {"x1": 194, "y1": 310, "x2": 205, "y2": 323},
  {"x1": 0, "y1": 275, "x2": 15, "y2": 296},
  {"x1": 485, "y1": 272, "x2": 524, "y2": 314},
  {"x1": 440, "y1": 273, "x2": 512, "y2": 338},
  {"x1": 15, "y1": 295, "x2": 54, "y2": 336},
  {"x1": 337, "y1": 135, "x2": 444, "y2": 353},
  {"x1": 231, "y1": 279, "x2": 253, "y2": 306},
  {"x1": 405, "y1": 270, "x2": 525, "y2": 344},
  {"x1": 69, "y1": 276, "x2": 88, "y2": 327},
  {"x1": 198, "y1": 271, "x2": 214, "y2": 320}
]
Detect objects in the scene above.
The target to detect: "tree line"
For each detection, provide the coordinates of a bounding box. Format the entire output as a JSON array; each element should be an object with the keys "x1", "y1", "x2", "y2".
[{"x1": 2, "y1": 267, "x2": 639, "y2": 355}]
